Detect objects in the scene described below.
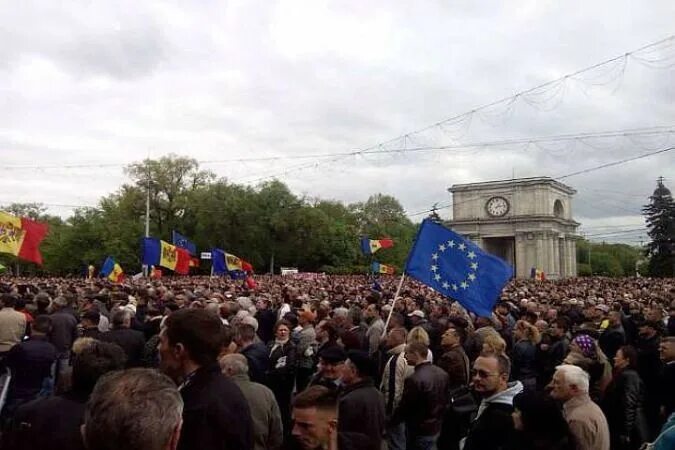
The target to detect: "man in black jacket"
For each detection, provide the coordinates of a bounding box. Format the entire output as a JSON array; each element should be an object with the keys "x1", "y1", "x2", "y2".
[
  {"x1": 462, "y1": 353, "x2": 523, "y2": 450},
  {"x1": 236, "y1": 323, "x2": 269, "y2": 384},
  {"x1": 337, "y1": 350, "x2": 385, "y2": 450},
  {"x1": 2, "y1": 315, "x2": 57, "y2": 413},
  {"x1": 660, "y1": 336, "x2": 675, "y2": 420},
  {"x1": 100, "y1": 308, "x2": 146, "y2": 367},
  {"x1": 159, "y1": 308, "x2": 254, "y2": 450},
  {"x1": 636, "y1": 320, "x2": 663, "y2": 438},
  {"x1": 393, "y1": 341, "x2": 449, "y2": 450},
  {"x1": 599, "y1": 311, "x2": 626, "y2": 362},
  {"x1": 6, "y1": 340, "x2": 126, "y2": 450}
]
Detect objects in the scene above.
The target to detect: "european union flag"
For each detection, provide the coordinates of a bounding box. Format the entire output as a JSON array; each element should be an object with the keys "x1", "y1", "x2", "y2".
[
  {"x1": 172, "y1": 230, "x2": 196, "y2": 256},
  {"x1": 405, "y1": 219, "x2": 513, "y2": 317},
  {"x1": 211, "y1": 248, "x2": 227, "y2": 275}
]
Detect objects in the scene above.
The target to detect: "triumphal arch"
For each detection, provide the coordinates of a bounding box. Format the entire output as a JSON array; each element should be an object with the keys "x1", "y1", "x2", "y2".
[{"x1": 447, "y1": 177, "x2": 579, "y2": 278}]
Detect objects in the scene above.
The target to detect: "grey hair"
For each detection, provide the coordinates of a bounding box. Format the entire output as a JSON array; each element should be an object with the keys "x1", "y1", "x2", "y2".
[
  {"x1": 111, "y1": 308, "x2": 132, "y2": 328},
  {"x1": 84, "y1": 368, "x2": 183, "y2": 450},
  {"x1": 219, "y1": 353, "x2": 249, "y2": 377},
  {"x1": 333, "y1": 307, "x2": 349, "y2": 319},
  {"x1": 555, "y1": 364, "x2": 590, "y2": 393}
]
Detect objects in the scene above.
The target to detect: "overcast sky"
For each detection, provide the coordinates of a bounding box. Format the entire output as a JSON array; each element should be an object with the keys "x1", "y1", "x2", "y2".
[{"x1": 2, "y1": 1, "x2": 674, "y2": 245}]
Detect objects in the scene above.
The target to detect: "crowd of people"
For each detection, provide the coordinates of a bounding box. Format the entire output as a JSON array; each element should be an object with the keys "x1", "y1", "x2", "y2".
[{"x1": 0, "y1": 273, "x2": 673, "y2": 450}]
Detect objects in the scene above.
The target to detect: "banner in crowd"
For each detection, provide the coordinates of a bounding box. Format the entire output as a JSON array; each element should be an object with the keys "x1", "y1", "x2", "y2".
[
  {"x1": 100, "y1": 256, "x2": 124, "y2": 282},
  {"x1": 172, "y1": 230, "x2": 197, "y2": 255},
  {"x1": 0, "y1": 211, "x2": 49, "y2": 265},
  {"x1": 360, "y1": 237, "x2": 394, "y2": 255},
  {"x1": 371, "y1": 261, "x2": 395, "y2": 274},
  {"x1": 405, "y1": 219, "x2": 513, "y2": 317},
  {"x1": 142, "y1": 238, "x2": 190, "y2": 275}
]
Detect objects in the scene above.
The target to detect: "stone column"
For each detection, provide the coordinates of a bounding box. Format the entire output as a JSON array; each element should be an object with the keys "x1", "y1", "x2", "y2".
[
  {"x1": 535, "y1": 234, "x2": 545, "y2": 273},
  {"x1": 515, "y1": 234, "x2": 526, "y2": 278},
  {"x1": 560, "y1": 238, "x2": 569, "y2": 277},
  {"x1": 552, "y1": 236, "x2": 560, "y2": 277},
  {"x1": 547, "y1": 234, "x2": 555, "y2": 276},
  {"x1": 569, "y1": 239, "x2": 577, "y2": 276}
]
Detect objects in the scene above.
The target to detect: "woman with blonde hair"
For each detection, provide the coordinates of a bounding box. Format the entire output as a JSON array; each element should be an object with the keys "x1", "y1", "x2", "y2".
[
  {"x1": 512, "y1": 320, "x2": 541, "y2": 391},
  {"x1": 406, "y1": 326, "x2": 433, "y2": 363},
  {"x1": 482, "y1": 331, "x2": 508, "y2": 357}
]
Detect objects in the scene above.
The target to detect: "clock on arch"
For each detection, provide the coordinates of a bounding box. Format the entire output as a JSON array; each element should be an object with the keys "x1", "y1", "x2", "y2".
[{"x1": 485, "y1": 196, "x2": 510, "y2": 217}]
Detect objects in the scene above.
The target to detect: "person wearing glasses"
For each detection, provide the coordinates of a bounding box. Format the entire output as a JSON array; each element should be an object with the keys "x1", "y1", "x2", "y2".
[{"x1": 461, "y1": 353, "x2": 523, "y2": 450}]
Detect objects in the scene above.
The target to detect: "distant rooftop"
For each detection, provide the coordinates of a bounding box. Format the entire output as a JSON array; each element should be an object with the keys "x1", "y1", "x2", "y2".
[{"x1": 448, "y1": 176, "x2": 576, "y2": 195}]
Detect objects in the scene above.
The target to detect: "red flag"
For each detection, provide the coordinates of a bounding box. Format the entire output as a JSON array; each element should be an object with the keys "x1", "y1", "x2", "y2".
[
  {"x1": 174, "y1": 247, "x2": 191, "y2": 275},
  {"x1": 0, "y1": 212, "x2": 49, "y2": 265}
]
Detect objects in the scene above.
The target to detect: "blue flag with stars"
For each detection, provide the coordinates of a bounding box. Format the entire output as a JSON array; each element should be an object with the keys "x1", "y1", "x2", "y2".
[
  {"x1": 172, "y1": 230, "x2": 197, "y2": 256},
  {"x1": 404, "y1": 219, "x2": 513, "y2": 317}
]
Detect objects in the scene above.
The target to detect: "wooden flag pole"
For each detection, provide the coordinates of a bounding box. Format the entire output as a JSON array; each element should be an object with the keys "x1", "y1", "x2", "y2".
[{"x1": 382, "y1": 272, "x2": 406, "y2": 338}]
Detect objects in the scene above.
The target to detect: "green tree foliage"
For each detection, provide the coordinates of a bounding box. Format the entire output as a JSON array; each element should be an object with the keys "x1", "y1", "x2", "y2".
[
  {"x1": 3, "y1": 156, "x2": 417, "y2": 275},
  {"x1": 642, "y1": 177, "x2": 675, "y2": 277},
  {"x1": 576, "y1": 239, "x2": 643, "y2": 277}
]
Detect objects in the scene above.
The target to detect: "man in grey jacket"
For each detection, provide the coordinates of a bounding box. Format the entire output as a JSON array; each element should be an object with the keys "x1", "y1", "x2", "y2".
[{"x1": 220, "y1": 354, "x2": 283, "y2": 450}]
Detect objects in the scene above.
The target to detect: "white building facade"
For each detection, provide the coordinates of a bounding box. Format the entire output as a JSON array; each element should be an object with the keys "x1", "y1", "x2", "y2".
[{"x1": 447, "y1": 177, "x2": 579, "y2": 279}]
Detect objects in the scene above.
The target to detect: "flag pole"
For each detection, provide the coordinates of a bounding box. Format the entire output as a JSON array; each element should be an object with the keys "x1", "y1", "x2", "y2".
[{"x1": 382, "y1": 272, "x2": 406, "y2": 338}]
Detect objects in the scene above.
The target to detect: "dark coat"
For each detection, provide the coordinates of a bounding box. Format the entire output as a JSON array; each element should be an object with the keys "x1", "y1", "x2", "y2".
[
  {"x1": 99, "y1": 328, "x2": 146, "y2": 367},
  {"x1": 437, "y1": 344, "x2": 469, "y2": 389},
  {"x1": 255, "y1": 309, "x2": 276, "y2": 344},
  {"x1": 601, "y1": 368, "x2": 649, "y2": 448},
  {"x1": 179, "y1": 363, "x2": 254, "y2": 450},
  {"x1": 49, "y1": 311, "x2": 78, "y2": 354},
  {"x1": 266, "y1": 340, "x2": 296, "y2": 435},
  {"x1": 463, "y1": 402, "x2": 515, "y2": 450},
  {"x1": 512, "y1": 340, "x2": 538, "y2": 386},
  {"x1": 662, "y1": 361, "x2": 675, "y2": 418},
  {"x1": 3, "y1": 336, "x2": 57, "y2": 401},
  {"x1": 599, "y1": 325, "x2": 626, "y2": 361},
  {"x1": 7, "y1": 390, "x2": 88, "y2": 450},
  {"x1": 240, "y1": 342, "x2": 270, "y2": 384},
  {"x1": 338, "y1": 379, "x2": 385, "y2": 450},
  {"x1": 80, "y1": 327, "x2": 101, "y2": 340},
  {"x1": 393, "y1": 361, "x2": 450, "y2": 436}
]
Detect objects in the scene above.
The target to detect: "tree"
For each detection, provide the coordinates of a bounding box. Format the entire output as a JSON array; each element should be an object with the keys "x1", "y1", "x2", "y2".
[
  {"x1": 125, "y1": 154, "x2": 214, "y2": 238},
  {"x1": 642, "y1": 177, "x2": 675, "y2": 277}
]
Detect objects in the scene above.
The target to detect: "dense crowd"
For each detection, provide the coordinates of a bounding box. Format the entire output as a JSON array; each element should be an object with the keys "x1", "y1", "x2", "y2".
[{"x1": 0, "y1": 274, "x2": 674, "y2": 450}]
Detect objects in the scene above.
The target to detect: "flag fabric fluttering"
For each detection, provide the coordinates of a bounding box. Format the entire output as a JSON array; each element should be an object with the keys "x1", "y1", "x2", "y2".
[
  {"x1": 100, "y1": 256, "x2": 124, "y2": 282},
  {"x1": 172, "y1": 230, "x2": 197, "y2": 256},
  {"x1": 211, "y1": 249, "x2": 253, "y2": 277},
  {"x1": 404, "y1": 219, "x2": 513, "y2": 318},
  {"x1": 0, "y1": 211, "x2": 49, "y2": 265},
  {"x1": 371, "y1": 261, "x2": 395, "y2": 275},
  {"x1": 360, "y1": 237, "x2": 394, "y2": 255},
  {"x1": 142, "y1": 238, "x2": 190, "y2": 275}
]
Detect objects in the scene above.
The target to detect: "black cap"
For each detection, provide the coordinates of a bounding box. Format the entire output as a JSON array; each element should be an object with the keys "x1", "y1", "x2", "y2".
[
  {"x1": 82, "y1": 309, "x2": 100, "y2": 324},
  {"x1": 346, "y1": 350, "x2": 375, "y2": 378},
  {"x1": 318, "y1": 346, "x2": 347, "y2": 364}
]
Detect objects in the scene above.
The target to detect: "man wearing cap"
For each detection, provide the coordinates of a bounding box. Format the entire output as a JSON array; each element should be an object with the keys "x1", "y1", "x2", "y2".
[
  {"x1": 338, "y1": 350, "x2": 386, "y2": 450},
  {"x1": 308, "y1": 346, "x2": 346, "y2": 392},
  {"x1": 637, "y1": 320, "x2": 664, "y2": 438}
]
